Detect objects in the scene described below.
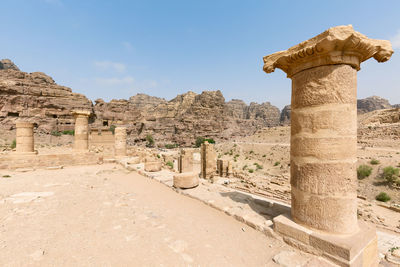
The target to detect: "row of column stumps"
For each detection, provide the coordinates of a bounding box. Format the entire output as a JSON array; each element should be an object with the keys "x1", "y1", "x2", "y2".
[
  {"x1": 15, "y1": 110, "x2": 127, "y2": 156},
  {"x1": 263, "y1": 25, "x2": 393, "y2": 266}
]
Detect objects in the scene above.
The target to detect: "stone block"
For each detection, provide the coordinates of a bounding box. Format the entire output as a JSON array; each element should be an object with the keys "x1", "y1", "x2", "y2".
[
  {"x1": 273, "y1": 214, "x2": 378, "y2": 267},
  {"x1": 144, "y1": 161, "x2": 162, "y2": 172},
  {"x1": 173, "y1": 172, "x2": 199, "y2": 189}
]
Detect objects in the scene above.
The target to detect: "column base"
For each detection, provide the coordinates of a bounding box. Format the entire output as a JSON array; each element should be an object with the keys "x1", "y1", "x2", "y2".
[{"x1": 273, "y1": 214, "x2": 378, "y2": 267}]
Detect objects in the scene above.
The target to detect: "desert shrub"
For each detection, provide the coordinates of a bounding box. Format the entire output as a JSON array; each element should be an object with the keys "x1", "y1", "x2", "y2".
[
  {"x1": 62, "y1": 130, "x2": 74, "y2": 135},
  {"x1": 233, "y1": 144, "x2": 237, "y2": 147},
  {"x1": 51, "y1": 131, "x2": 62, "y2": 136},
  {"x1": 376, "y1": 192, "x2": 391, "y2": 202},
  {"x1": 195, "y1": 137, "x2": 215, "y2": 147},
  {"x1": 146, "y1": 134, "x2": 155, "y2": 147},
  {"x1": 166, "y1": 161, "x2": 173, "y2": 168},
  {"x1": 205, "y1": 138, "x2": 215, "y2": 144},
  {"x1": 248, "y1": 168, "x2": 254, "y2": 173},
  {"x1": 2, "y1": 175, "x2": 11, "y2": 178},
  {"x1": 195, "y1": 137, "x2": 205, "y2": 147},
  {"x1": 382, "y1": 166, "x2": 400, "y2": 184},
  {"x1": 262, "y1": 154, "x2": 266, "y2": 158},
  {"x1": 274, "y1": 161, "x2": 280, "y2": 166},
  {"x1": 357, "y1": 165, "x2": 373, "y2": 180},
  {"x1": 370, "y1": 159, "x2": 380, "y2": 165},
  {"x1": 234, "y1": 154, "x2": 240, "y2": 158},
  {"x1": 254, "y1": 163, "x2": 263, "y2": 170},
  {"x1": 109, "y1": 125, "x2": 116, "y2": 134},
  {"x1": 242, "y1": 164, "x2": 248, "y2": 170},
  {"x1": 249, "y1": 150, "x2": 254, "y2": 154},
  {"x1": 156, "y1": 154, "x2": 161, "y2": 159},
  {"x1": 10, "y1": 139, "x2": 16, "y2": 149},
  {"x1": 165, "y1": 143, "x2": 178, "y2": 149}
]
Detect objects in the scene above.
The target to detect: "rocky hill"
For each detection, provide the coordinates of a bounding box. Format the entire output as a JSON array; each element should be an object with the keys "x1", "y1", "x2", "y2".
[
  {"x1": 0, "y1": 59, "x2": 92, "y2": 133},
  {"x1": 357, "y1": 96, "x2": 392, "y2": 114},
  {"x1": 93, "y1": 90, "x2": 281, "y2": 145},
  {"x1": 0, "y1": 59, "x2": 282, "y2": 145},
  {"x1": 279, "y1": 96, "x2": 394, "y2": 124}
]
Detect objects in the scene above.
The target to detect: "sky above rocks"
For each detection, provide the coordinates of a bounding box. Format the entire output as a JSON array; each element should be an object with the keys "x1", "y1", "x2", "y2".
[{"x1": 1, "y1": 0, "x2": 399, "y2": 109}]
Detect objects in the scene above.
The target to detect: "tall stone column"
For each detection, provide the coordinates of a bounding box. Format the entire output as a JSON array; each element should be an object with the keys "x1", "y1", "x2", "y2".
[
  {"x1": 200, "y1": 141, "x2": 216, "y2": 179},
  {"x1": 72, "y1": 110, "x2": 91, "y2": 151},
  {"x1": 263, "y1": 25, "x2": 393, "y2": 266},
  {"x1": 178, "y1": 149, "x2": 193, "y2": 173},
  {"x1": 16, "y1": 122, "x2": 35, "y2": 154},
  {"x1": 114, "y1": 127, "x2": 127, "y2": 157}
]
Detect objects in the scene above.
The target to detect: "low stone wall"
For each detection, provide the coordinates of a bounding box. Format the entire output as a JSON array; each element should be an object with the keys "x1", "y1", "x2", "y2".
[{"x1": 0, "y1": 152, "x2": 103, "y2": 170}]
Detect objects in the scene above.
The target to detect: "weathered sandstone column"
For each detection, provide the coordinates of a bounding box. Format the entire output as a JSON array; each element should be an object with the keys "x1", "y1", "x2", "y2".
[
  {"x1": 200, "y1": 141, "x2": 216, "y2": 179},
  {"x1": 72, "y1": 110, "x2": 90, "y2": 151},
  {"x1": 16, "y1": 122, "x2": 35, "y2": 153},
  {"x1": 264, "y1": 25, "x2": 393, "y2": 233},
  {"x1": 178, "y1": 149, "x2": 193, "y2": 173},
  {"x1": 114, "y1": 127, "x2": 127, "y2": 157}
]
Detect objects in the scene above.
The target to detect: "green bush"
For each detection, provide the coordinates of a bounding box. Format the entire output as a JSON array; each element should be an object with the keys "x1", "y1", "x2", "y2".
[
  {"x1": 376, "y1": 192, "x2": 391, "y2": 202},
  {"x1": 51, "y1": 131, "x2": 62, "y2": 136},
  {"x1": 370, "y1": 159, "x2": 380, "y2": 165},
  {"x1": 254, "y1": 163, "x2": 263, "y2": 170},
  {"x1": 274, "y1": 161, "x2": 280, "y2": 166},
  {"x1": 195, "y1": 137, "x2": 215, "y2": 147},
  {"x1": 165, "y1": 144, "x2": 178, "y2": 149},
  {"x1": 10, "y1": 139, "x2": 16, "y2": 149},
  {"x1": 2, "y1": 175, "x2": 11, "y2": 178},
  {"x1": 248, "y1": 168, "x2": 254, "y2": 173},
  {"x1": 382, "y1": 166, "x2": 400, "y2": 183},
  {"x1": 156, "y1": 154, "x2": 161, "y2": 159},
  {"x1": 357, "y1": 165, "x2": 373, "y2": 180},
  {"x1": 62, "y1": 130, "x2": 74, "y2": 135},
  {"x1": 166, "y1": 161, "x2": 173, "y2": 168},
  {"x1": 146, "y1": 134, "x2": 155, "y2": 147},
  {"x1": 109, "y1": 125, "x2": 116, "y2": 134}
]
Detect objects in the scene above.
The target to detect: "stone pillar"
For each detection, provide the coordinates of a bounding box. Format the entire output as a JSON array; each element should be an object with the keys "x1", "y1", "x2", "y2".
[
  {"x1": 263, "y1": 25, "x2": 393, "y2": 266},
  {"x1": 73, "y1": 110, "x2": 90, "y2": 151},
  {"x1": 114, "y1": 127, "x2": 127, "y2": 157},
  {"x1": 178, "y1": 149, "x2": 193, "y2": 173},
  {"x1": 200, "y1": 141, "x2": 216, "y2": 179},
  {"x1": 16, "y1": 122, "x2": 35, "y2": 153}
]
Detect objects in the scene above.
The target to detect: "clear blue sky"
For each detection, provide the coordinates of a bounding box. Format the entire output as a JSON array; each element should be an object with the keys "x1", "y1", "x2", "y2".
[{"x1": 1, "y1": 0, "x2": 399, "y2": 109}]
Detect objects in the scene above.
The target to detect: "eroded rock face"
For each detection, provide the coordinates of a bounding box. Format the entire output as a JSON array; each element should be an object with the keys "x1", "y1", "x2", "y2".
[
  {"x1": 0, "y1": 59, "x2": 281, "y2": 145},
  {"x1": 0, "y1": 60, "x2": 92, "y2": 133},
  {"x1": 0, "y1": 59, "x2": 20, "y2": 71},
  {"x1": 280, "y1": 105, "x2": 291, "y2": 125},
  {"x1": 357, "y1": 96, "x2": 392, "y2": 114}
]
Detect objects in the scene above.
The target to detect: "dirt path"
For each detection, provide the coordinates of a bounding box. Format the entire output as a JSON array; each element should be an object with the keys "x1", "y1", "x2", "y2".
[{"x1": 0, "y1": 164, "x2": 316, "y2": 266}]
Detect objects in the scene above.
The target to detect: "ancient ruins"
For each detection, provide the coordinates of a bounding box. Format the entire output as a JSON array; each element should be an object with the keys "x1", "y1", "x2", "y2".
[
  {"x1": 263, "y1": 25, "x2": 394, "y2": 266},
  {"x1": 1, "y1": 25, "x2": 399, "y2": 267}
]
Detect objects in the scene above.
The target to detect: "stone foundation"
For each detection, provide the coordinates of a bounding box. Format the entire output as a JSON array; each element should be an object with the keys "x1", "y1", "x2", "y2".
[
  {"x1": 0, "y1": 152, "x2": 103, "y2": 170},
  {"x1": 144, "y1": 161, "x2": 162, "y2": 172},
  {"x1": 273, "y1": 215, "x2": 378, "y2": 267}
]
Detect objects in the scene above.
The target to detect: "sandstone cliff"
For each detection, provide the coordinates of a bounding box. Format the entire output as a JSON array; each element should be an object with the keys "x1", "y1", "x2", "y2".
[
  {"x1": 357, "y1": 96, "x2": 392, "y2": 114},
  {"x1": 280, "y1": 96, "x2": 394, "y2": 124},
  {"x1": 0, "y1": 60, "x2": 92, "y2": 133}
]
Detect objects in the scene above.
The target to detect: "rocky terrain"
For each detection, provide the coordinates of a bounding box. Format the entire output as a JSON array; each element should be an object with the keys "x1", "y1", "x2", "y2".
[
  {"x1": 0, "y1": 59, "x2": 92, "y2": 134},
  {"x1": 0, "y1": 59, "x2": 281, "y2": 146}
]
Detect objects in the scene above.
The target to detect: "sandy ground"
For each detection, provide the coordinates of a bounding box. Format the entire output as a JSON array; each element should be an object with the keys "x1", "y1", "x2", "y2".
[{"x1": 0, "y1": 163, "x2": 309, "y2": 267}]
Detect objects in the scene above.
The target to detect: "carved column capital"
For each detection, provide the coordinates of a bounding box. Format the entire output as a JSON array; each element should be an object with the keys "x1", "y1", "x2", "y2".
[{"x1": 263, "y1": 25, "x2": 394, "y2": 77}]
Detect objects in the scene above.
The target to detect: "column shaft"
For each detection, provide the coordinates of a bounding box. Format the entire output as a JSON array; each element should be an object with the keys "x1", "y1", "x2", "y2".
[
  {"x1": 290, "y1": 64, "x2": 358, "y2": 234},
  {"x1": 16, "y1": 122, "x2": 34, "y2": 153}
]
